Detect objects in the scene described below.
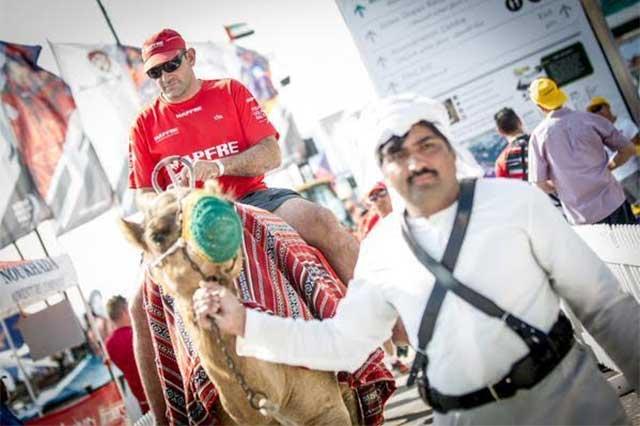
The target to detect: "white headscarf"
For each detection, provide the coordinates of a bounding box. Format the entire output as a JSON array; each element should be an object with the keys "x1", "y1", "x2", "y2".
[
  {"x1": 356, "y1": 94, "x2": 483, "y2": 210},
  {"x1": 364, "y1": 93, "x2": 482, "y2": 177}
]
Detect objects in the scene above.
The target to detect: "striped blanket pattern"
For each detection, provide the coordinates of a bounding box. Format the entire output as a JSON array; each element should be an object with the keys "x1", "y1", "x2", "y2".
[{"x1": 143, "y1": 203, "x2": 395, "y2": 425}]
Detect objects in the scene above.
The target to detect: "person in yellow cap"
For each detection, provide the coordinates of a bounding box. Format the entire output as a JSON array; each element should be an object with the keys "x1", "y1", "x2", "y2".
[
  {"x1": 587, "y1": 96, "x2": 640, "y2": 206},
  {"x1": 528, "y1": 77, "x2": 636, "y2": 225}
]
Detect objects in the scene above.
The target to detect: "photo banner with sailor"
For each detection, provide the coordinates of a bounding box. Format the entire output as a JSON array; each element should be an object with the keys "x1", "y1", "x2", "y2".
[{"x1": 0, "y1": 41, "x2": 113, "y2": 236}]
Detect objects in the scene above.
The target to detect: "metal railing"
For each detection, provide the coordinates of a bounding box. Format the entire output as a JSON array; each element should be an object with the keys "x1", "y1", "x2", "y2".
[{"x1": 572, "y1": 224, "x2": 640, "y2": 303}]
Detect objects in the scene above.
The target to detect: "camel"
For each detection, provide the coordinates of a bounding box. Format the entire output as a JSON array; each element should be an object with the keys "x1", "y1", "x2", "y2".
[{"x1": 121, "y1": 182, "x2": 360, "y2": 425}]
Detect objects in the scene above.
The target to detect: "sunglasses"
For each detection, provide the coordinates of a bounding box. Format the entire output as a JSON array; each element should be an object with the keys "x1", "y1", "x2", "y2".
[
  {"x1": 368, "y1": 189, "x2": 388, "y2": 202},
  {"x1": 146, "y1": 51, "x2": 186, "y2": 79}
]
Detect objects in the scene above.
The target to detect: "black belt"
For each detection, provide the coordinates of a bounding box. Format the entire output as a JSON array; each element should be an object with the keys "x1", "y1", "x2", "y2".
[{"x1": 426, "y1": 313, "x2": 575, "y2": 413}]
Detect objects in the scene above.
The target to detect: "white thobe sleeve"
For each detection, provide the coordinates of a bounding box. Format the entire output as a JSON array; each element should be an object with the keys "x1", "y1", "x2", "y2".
[
  {"x1": 527, "y1": 186, "x2": 640, "y2": 389},
  {"x1": 236, "y1": 277, "x2": 398, "y2": 373}
]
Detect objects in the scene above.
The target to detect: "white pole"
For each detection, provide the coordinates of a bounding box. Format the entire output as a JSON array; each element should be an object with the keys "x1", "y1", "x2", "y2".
[{"x1": 1, "y1": 317, "x2": 41, "y2": 416}]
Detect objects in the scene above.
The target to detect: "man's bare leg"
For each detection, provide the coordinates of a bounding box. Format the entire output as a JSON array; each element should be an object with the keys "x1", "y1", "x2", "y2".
[
  {"x1": 130, "y1": 284, "x2": 167, "y2": 423},
  {"x1": 273, "y1": 198, "x2": 359, "y2": 283}
]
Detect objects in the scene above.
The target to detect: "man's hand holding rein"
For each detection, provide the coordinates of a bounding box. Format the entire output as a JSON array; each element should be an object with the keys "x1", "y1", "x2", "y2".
[{"x1": 193, "y1": 280, "x2": 246, "y2": 337}]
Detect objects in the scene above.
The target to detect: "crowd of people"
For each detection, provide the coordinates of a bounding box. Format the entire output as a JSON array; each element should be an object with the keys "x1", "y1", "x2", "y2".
[{"x1": 116, "y1": 27, "x2": 639, "y2": 425}]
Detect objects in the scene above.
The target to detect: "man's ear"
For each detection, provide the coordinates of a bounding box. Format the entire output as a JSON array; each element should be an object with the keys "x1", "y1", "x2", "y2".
[
  {"x1": 187, "y1": 47, "x2": 196, "y2": 66},
  {"x1": 119, "y1": 218, "x2": 147, "y2": 252}
]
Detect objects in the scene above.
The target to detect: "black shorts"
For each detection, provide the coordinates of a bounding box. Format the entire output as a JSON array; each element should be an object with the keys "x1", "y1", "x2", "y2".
[{"x1": 237, "y1": 188, "x2": 300, "y2": 212}]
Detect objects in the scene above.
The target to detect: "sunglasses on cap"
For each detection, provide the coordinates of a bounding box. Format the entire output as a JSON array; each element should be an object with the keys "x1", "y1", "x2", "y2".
[
  {"x1": 368, "y1": 188, "x2": 388, "y2": 202},
  {"x1": 146, "y1": 51, "x2": 186, "y2": 79}
]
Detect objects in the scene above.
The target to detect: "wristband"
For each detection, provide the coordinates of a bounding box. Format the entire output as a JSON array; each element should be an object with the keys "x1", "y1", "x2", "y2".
[{"x1": 213, "y1": 159, "x2": 225, "y2": 177}]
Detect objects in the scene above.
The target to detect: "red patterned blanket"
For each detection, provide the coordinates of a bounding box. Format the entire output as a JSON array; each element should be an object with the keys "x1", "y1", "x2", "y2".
[{"x1": 142, "y1": 203, "x2": 395, "y2": 425}]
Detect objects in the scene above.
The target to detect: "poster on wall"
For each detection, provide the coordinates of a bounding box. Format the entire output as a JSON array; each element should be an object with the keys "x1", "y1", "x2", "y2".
[{"x1": 336, "y1": 0, "x2": 635, "y2": 176}]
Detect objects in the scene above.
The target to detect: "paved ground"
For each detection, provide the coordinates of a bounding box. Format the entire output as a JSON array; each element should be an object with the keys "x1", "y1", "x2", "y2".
[{"x1": 383, "y1": 368, "x2": 639, "y2": 425}]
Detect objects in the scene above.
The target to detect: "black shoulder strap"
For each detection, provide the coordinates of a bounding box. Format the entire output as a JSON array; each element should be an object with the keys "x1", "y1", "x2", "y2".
[
  {"x1": 405, "y1": 178, "x2": 478, "y2": 346},
  {"x1": 403, "y1": 178, "x2": 554, "y2": 387},
  {"x1": 403, "y1": 179, "x2": 510, "y2": 323},
  {"x1": 404, "y1": 178, "x2": 477, "y2": 385},
  {"x1": 440, "y1": 179, "x2": 475, "y2": 271}
]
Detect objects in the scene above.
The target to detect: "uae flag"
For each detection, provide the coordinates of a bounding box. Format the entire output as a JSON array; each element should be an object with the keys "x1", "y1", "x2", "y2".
[
  {"x1": 0, "y1": 41, "x2": 113, "y2": 236},
  {"x1": 224, "y1": 23, "x2": 255, "y2": 41}
]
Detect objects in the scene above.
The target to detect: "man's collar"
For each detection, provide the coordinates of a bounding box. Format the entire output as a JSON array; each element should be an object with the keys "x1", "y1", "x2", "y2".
[{"x1": 549, "y1": 107, "x2": 570, "y2": 118}]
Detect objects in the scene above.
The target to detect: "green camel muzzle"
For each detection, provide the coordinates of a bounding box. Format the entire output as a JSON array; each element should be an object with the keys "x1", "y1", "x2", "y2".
[{"x1": 183, "y1": 194, "x2": 243, "y2": 264}]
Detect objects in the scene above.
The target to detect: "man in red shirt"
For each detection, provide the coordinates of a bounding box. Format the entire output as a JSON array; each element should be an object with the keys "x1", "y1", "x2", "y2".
[
  {"x1": 128, "y1": 28, "x2": 360, "y2": 421},
  {"x1": 105, "y1": 295, "x2": 149, "y2": 414},
  {"x1": 358, "y1": 182, "x2": 390, "y2": 240},
  {"x1": 367, "y1": 182, "x2": 392, "y2": 219},
  {"x1": 493, "y1": 107, "x2": 529, "y2": 180},
  {"x1": 128, "y1": 29, "x2": 357, "y2": 283}
]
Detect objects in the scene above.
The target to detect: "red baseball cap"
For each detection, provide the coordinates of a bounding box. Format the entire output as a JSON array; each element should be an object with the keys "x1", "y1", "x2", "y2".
[
  {"x1": 142, "y1": 29, "x2": 186, "y2": 72},
  {"x1": 367, "y1": 181, "x2": 387, "y2": 197}
]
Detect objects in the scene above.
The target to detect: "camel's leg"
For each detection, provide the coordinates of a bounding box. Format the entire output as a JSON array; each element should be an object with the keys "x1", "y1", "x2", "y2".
[{"x1": 282, "y1": 370, "x2": 351, "y2": 426}]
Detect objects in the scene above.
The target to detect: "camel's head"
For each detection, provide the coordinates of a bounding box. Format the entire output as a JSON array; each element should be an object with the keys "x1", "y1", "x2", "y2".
[{"x1": 121, "y1": 181, "x2": 244, "y2": 299}]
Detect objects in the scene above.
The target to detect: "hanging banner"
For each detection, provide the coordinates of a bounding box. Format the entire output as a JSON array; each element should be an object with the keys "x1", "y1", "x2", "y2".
[
  {"x1": 0, "y1": 255, "x2": 78, "y2": 318},
  {"x1": 0, "y1": 41, "x2": 113, "y2": 234},
  {"x1": 120, "y1": 46, "x2": 160, "y2": 105},
  {"x1": 0, "y1": 91, "x2": 51, "y2": 249},
  {"x1": 336, "y1": 0, "x2": 635, "y2": 175},
  {"x1": 49, "y1": 43, "x2": 158, "y2": 214}
]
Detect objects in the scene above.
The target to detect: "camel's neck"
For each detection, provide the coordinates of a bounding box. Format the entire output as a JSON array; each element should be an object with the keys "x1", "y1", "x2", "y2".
[{"x1": 172, "y1": 291, "x2": 272, "y2": 422}]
